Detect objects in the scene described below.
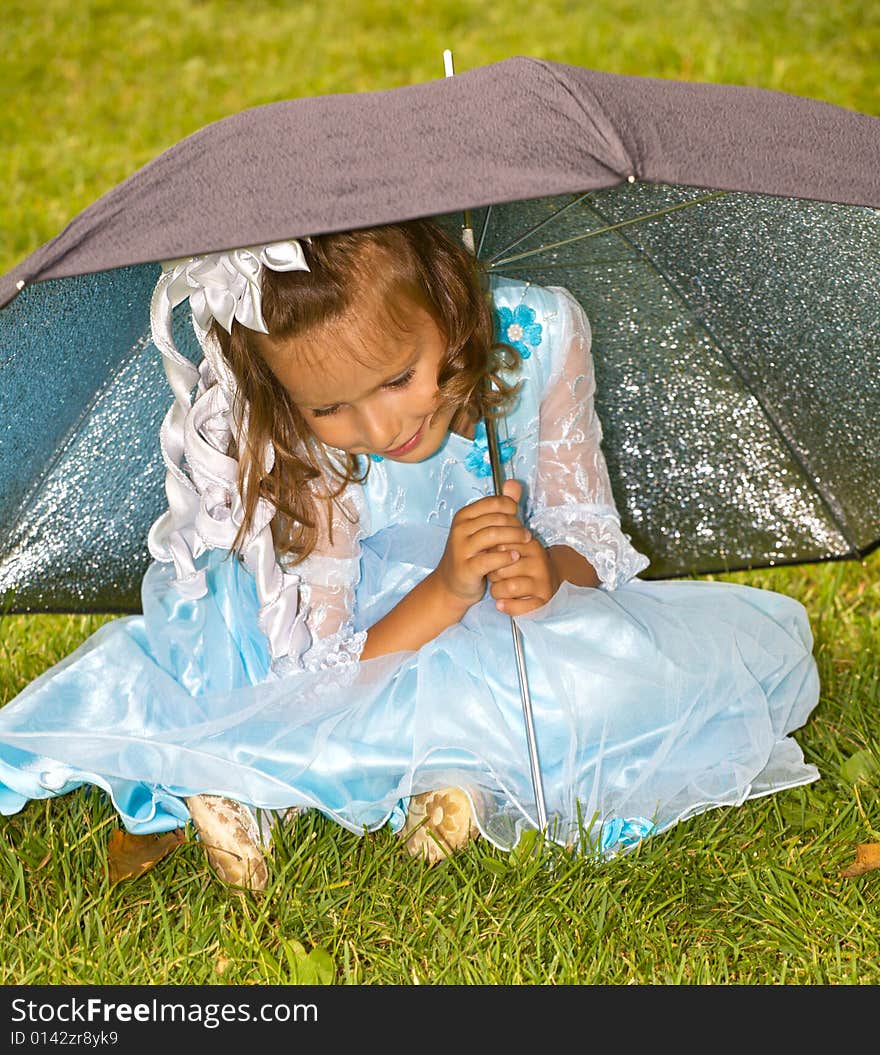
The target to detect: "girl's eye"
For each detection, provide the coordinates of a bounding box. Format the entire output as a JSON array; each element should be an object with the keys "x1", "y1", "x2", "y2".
[
  {"x1": 384, "y1": 368, "x2": 415, "y2": 390},
  {"x1": 310, "y1": 368, "x2": 414, "y2": 416}
]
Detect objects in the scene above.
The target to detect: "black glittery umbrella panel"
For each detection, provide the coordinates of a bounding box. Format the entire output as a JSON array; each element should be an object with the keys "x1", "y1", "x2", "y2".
[
  {"x1": 1, "y1": 56, "x2": 879, "y2": 612},
  {"x1": 433, "y1": 184, "x2": 880, "y2": 579}
]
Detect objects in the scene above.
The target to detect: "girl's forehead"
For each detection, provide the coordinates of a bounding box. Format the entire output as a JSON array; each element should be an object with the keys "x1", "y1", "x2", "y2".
[{"x1": 262, "y1": 292, "x2": 441, "y2": 405}]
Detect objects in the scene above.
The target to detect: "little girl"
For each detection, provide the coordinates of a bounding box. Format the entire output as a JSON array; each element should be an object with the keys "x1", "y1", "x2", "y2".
[{"x1": 0, "y1": 219, "x2": 821, "y2": 890}]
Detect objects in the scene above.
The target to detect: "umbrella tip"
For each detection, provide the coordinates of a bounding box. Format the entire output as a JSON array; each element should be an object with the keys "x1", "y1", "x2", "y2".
[{"x1": 443, "y1": 50, "x2": 455, "y2": 77}]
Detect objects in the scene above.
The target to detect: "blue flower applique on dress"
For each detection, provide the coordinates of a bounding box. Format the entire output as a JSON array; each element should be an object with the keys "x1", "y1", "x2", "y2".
[
  {"x1": 495, "y1": 303, "x2": 543, "y2": 359},
  {"x1": 598, "y1": 816, "x2": 656, "y2": 854},
  {"x1": 569, "y1": 815, "x2": 657, "y2": 859},
  {"x1": 464, "y1": 420, "x2": 516, "y2": 478},
  {"x1": 369, "y1": 454, "x2": 384, "y2": 463}
]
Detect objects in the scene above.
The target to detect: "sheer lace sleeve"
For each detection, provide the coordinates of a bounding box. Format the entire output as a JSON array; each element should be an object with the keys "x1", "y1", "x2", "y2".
[
  {"x1": 528, "y1": 286, "x2": 650, "y2": 590},
  {"x1": 273, "y1": 481, "x2": 368, "y2": 676}
]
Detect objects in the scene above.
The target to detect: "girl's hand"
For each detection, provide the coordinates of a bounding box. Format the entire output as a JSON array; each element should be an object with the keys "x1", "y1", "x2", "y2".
[
  {"x1": 487, "y1": 537, "x2": 561, "y2": 615},
  {"x1": 434, "y1": 481, "x2": 532, "y2": 608},
  {"x1": 487, "y1": 479, "x2": 561, "y2": 615}
]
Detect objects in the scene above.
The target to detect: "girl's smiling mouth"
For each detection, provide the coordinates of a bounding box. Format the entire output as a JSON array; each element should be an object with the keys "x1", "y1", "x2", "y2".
[{"x1": 383, "y1": 420, "x2": 425, "y2": 458}]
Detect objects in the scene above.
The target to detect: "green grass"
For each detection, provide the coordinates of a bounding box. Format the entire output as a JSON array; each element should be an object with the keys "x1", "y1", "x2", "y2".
[
  {"x1": 1, "y1": 0, "x2": 879, "y2": 986},
  {"x1": 5, "y1": 551, "x2": 879, "y2": 985}
]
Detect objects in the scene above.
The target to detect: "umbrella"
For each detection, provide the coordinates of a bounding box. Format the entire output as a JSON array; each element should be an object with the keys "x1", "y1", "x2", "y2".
[{"x1": 2, "y1": 55, "x2": 879, "y2": 618}]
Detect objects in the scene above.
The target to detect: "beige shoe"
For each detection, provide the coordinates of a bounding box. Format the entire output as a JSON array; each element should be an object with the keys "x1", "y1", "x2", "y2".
[
  {"x1": 398, "y1": 787, "x2": 479, "y2": 866},
  {"x1": 185, "y1": 794, "x2": 269, "y2": 891}
]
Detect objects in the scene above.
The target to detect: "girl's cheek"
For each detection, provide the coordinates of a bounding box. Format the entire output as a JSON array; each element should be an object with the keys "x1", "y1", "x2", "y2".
[
  {"x1": 307, "y1": 418, "x2": 345, "y2": 447},
  {"x1": 415, "y1": 379, "x2": 442, "y2": 409}
]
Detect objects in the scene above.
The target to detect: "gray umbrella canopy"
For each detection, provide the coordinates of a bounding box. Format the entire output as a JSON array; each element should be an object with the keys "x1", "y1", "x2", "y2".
[{"x1": 1, "y1": 56, "x2": 879, "y2": 612}]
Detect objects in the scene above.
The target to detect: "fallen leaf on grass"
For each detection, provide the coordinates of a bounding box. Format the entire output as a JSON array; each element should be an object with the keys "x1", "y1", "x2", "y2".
[
  {"x1": 15, "y1": 834, "x2": 52, "y2": 871},
  {"x1": 839, "y1": 843, "x2": 880, "y2": 878},
  {"x1": 107, "y1": 828, "x2": 185, "y2": 885},
  {"x1": 280, "y1": 939, "x2": 334, "y2": 984},
  {"x1": 840, "y1": 748, "x2": 879, "y2": 784}
]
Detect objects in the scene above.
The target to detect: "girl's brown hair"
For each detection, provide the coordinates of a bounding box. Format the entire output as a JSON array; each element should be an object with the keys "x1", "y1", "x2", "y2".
[{"x1": 211, "y1": 218, "x2": 520, "y2": 564}]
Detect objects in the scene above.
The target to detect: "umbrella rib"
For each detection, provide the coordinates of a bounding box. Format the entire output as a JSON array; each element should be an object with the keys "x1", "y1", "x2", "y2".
[
  {"x1": 0, "y1": 328, "x2": 160, "y2": 580},
  {"x1": 573, "y1": 196, "x2": 862, "y2": 555},
  {"x1": 476, "y1": 205, "x2": 493, "y2": 258},
  {"x1": 485, "y1": 192, "x2": 596, "y2": 263},
  {"x1": 488, "y1": 193, "x2": 728, "y2": 268}
]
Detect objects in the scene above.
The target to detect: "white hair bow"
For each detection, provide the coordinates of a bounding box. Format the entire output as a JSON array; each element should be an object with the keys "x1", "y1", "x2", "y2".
[{"x1": 162, "y1": 240, "x2": 311, "y2": 334}]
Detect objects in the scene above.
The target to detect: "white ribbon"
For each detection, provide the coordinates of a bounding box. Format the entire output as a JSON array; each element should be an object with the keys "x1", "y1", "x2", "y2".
[
  {"x1": 163, "y1": 240, "x2": 311, "y2": 335},
  {"x1": 147, "y1": 239, "x2": 315, "y2": 665}
]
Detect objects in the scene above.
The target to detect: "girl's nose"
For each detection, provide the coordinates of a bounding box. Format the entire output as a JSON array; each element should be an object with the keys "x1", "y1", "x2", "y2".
[{"x1": 359, "y1": 404, "x2": 399, "y2": 454}]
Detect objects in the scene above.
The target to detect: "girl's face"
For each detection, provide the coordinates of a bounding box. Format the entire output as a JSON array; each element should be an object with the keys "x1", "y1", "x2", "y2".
[{"x1": 258, "y1": 291, "x2": 459, "y2": 462}]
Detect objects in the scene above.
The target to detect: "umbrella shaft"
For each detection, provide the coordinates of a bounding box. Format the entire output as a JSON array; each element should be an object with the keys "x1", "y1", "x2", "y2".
[
  {"x1": 484, "y1": 411, "x2": 549, "y2": 833},
  {"x1": 509, "y1": 613, "x2": 549, "y2": 833}
]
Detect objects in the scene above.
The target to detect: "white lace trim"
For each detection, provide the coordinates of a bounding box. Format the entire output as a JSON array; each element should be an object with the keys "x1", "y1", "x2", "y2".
[
  {"x1": 530, "y1": 503, "x2": 649, "y2": 592},
  {"x1": 269, "y1": 625, "x2": 367, "y2": 682},
  {"x1": 303, "y1": 626, "x2": 369, "y2": 673},
  {"x1": 272, "y1": 482, "x2": 368, "y2": 674}
]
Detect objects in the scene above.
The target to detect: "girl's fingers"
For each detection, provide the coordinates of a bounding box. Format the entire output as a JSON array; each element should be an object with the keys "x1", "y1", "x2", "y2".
[
  {"x1": 460, "y1": 511, "x2": 525, "y2": 539},
  {"x1": 467, "y1": 524, "x2": 531, "y2": 555},
  {"x1": 456, "y1": 495, "x2": 521, "y2": 525},
  {"x1": 474, "y1": 548, "x2": 525, "y2": 579},
  {"x1": 489, "y1": 551, "x2": 542, "y2": 582},
  {"x1": 489, "y1": 576, "x2": 535, "y2": 600},
  {"x1": 486, "y1": 551, "x2": 521, "y2": 582},
  {"x1": 496, "y1": 596, "x2": 545, "y2": 616},
  {"x1": 501, "y1": 479, "x2": 523, "y2": 504}
]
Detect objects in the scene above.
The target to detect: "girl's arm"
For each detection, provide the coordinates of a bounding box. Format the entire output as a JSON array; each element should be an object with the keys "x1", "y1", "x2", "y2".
[
  {"x1": 487, "y1": 287, "x2": 648, "y2": 614},
  {"x1": 526, "y1": 287, "x2": 650, "y2": 590},
  {"x1": 359, "y1": 571, "x2": 470, "y2": 659},
  {"x1": 547, "y1": 543, "x2": 600, "y2": 589},
  {"x1": 282, "y1": 486, "x2": 369, "y2": 673}
]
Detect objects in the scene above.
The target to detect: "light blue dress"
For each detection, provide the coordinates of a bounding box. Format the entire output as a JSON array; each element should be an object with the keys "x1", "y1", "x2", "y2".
[{"x1": 0, "y1": 278, "x2": 821, "y2": 856}]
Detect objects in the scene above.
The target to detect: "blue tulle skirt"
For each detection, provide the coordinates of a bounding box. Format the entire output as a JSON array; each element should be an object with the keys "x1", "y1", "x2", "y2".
[{"x1": 0, "y1": 543, "x2": 820, "y2": 856}]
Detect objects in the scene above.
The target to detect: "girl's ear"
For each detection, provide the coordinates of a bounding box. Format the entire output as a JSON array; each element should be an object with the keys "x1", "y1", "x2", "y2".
[{"x1": 502, "y1": 479, "x2": 522, "y2": 504}]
